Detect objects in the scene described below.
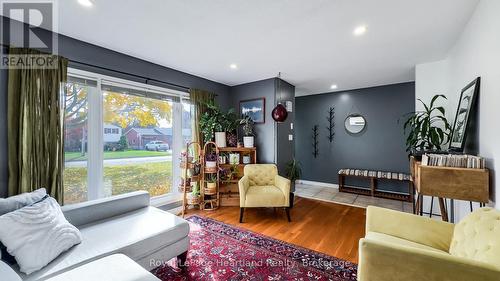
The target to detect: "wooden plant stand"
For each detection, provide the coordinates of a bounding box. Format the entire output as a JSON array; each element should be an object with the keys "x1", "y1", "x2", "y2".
[
  {"x1": 201, "y1": 142, "x2": 220, "y2": 211},
  {"x1": 181, "y1": 142, "x2": 202, "y2": 218}
]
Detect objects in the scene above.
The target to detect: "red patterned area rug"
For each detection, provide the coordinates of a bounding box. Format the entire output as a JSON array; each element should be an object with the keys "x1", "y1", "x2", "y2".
[{"x1": 151, "y1": 215, "x2": 357, "y2": 280}]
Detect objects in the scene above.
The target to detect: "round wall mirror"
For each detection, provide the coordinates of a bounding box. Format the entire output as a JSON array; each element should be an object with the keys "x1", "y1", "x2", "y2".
[{"x1": 344, "y1": 114, "x2": 366, "y2": 134}]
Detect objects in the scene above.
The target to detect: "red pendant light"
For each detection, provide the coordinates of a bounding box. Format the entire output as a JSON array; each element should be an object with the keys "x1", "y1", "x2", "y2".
[
  {"x1": 272, "y1": 72, "x2": 288, "y2": 123},
  {"x1": 272, "y1": 103, "x2": 288, "y2": 122}
]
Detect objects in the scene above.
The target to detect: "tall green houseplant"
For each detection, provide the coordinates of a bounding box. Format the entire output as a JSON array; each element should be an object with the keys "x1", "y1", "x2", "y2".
[
  {"x1": 403, "y1": 94, "x2": 452, "y2": 152},
  {"x1": 285, "y1": 159, "x2": 302, "y2": 208}
]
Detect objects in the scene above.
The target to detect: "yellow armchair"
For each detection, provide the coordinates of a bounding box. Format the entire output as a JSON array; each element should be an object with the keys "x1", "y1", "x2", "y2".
[
  {"x1": 238, "y1": 164, "x2": 291, "y2": 223},
  {"x1": 358, "y1": 206, "x2": 500, "y2": 281}
]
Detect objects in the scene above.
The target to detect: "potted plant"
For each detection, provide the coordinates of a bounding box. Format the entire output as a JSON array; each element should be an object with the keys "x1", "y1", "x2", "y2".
[
  {"x1": 200, "y1": 101, "x2": 241, "y2": 148},
  {"x1": 205, "y1": 174, "x2": 217, "y2": 194},
  {"x1": 285, "y1": 159, "x2": 302, "y2": 208},
  {"x1": 224, "y1": 109, "x2": 239, "y2": 147},
  {"x1": 187, "y1": 183, "x2": 201, "y2": 205},
  {"x1": 178, "y1": 177, "x2": 192, "y2": 193},
  {"x1": 200, "y1": 101, "x2": 224, "y2": 145},
  {"x1": 179, "y1": 150, "x2": 193, "y2": 163},
  {"x1": 229, "y1": 153, "x2": 240, "y2": 164},
  {"x1": 402, "y1": 94, "x2": 452, "y2": 154},
  {"x1": 240, "y1": 115, "x2": 255, "y2": 148}
]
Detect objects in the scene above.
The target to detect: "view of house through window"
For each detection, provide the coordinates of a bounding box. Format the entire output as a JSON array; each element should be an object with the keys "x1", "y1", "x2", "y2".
[
  {"x1": 63, "y1": 69, "x2": 191, "y2": 205},
  {"x1": 102, "y1": 90, "x2": 174, "y2": 198}
]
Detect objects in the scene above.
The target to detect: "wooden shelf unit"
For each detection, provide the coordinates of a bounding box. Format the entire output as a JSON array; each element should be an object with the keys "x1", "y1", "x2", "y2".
[{"x1": 218, "y1": 147, "x2": 257, "y2": 206}]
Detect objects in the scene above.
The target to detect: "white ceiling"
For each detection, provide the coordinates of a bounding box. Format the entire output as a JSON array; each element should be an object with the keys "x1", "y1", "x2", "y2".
[{"x1": 11, "y1": 0, "x2": 481, "y2": 95}]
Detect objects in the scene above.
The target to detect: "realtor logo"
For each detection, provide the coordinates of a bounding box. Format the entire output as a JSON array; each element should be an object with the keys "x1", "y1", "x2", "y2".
[{"x1": 1, "y1": 0, "x2": 58, "y2": 69}]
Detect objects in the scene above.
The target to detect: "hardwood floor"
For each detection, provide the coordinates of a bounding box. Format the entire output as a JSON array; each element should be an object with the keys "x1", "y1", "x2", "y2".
[{"x1": 187, "y1": 196, "x2": 366, "y2": 263}]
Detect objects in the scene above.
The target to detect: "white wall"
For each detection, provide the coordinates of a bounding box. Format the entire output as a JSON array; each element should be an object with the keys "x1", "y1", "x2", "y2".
[
  {"x1": 415, "y1": 0, "x2": 500, "y2": 220},
  {"x1": 415, "y1": 60, "x2": 450, "y2": 115}
]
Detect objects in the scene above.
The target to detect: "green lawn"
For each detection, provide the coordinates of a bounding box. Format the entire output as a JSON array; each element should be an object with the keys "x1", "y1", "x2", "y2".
[
  {"x1": 63, "y1": 161, "x2": 173, "y2": 205},
  {"x1": 65, "y1": 149, "x2": 171, "y2": 162}
]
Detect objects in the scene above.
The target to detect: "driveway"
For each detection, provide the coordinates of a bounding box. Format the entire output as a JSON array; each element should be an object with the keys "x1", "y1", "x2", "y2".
[{"x1": 65, "y1": 156, "x2": 172, "y2": 168}]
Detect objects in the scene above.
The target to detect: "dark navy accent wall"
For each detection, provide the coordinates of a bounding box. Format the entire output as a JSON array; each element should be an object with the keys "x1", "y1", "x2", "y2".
[
  {"x1": 229, "y1": 78, "x2": 276, "y2": 164},
  {"x1": 276, "y1": 80, "x2": 295, "y2": 175},
  {"x1": 295, "y1": 82, "x2": 415, "y2": 193},
  {"x1": 229, "y1": 78, "x2": 295, "y2": 167}
]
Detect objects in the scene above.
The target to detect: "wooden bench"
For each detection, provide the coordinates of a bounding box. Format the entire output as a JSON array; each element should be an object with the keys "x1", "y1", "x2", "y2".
[{"x1": 338, "y1": 169, "x2": 413, "y2": 202}]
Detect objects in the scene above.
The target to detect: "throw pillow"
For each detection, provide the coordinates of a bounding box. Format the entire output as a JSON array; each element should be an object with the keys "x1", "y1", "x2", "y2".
[
  {"x1": 0, "y1": 188, "x2": 47, "y2": 216},
  {"x1": 0, "y1": 195, "x2": 82, "y2": 274},
  {"x1": 0, "y1": 188, "x2": 48, "y2": 264}
]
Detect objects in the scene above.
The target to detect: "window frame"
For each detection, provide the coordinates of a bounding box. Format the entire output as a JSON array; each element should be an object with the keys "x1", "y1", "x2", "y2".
[{"x1": 66, "y1": 68, "x2": 189, "y2": 206}]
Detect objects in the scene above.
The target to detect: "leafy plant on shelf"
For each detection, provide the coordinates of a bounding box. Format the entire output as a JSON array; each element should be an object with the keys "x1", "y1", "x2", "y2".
[
  {"x1": 199, "y1": 101, "x2": 240, "y2": 144},
  {"x1": 199, "y1": 101, "x2": 222, "y2": 143},
  {"x1": 219, "y1": 165, "x2": 238, "y2": 184},
  {"x1": 402, "y1": 94, "x2": 452, "y2": 152},
  {"x1": 191, "y1": 182, "x2": 200, "y2": 196},
  {"x1": 225, "y1": 109, "x2": 239, "y2": 146},
  {"x1": 206, "y1": 173, "x2": 217, "y2": 183},
  {"x1": 239, "y1": 115, "x2": 255, "y2": 136}
]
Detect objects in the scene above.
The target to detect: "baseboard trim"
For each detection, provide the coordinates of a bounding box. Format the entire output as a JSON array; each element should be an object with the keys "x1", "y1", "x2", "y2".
[{"x1": 296, "y1": 180, "x2": 339, "y2": 189}]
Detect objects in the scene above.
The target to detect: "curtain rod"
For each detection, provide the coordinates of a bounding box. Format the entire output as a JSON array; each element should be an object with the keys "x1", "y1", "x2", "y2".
[
  {"x1": 69, "y1": 59, "x2": 190, "y2": 92},
  {"x1": 1, "y1": 43, "x2": 191, "y2": 92}
]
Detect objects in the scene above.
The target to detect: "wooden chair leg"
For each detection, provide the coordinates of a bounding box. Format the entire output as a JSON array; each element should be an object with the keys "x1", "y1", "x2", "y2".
[
  {"x1": 285, "y1": 207, "x2": 291, "y2": 222},
  {"x1": 415, "y1": 194, "x2": 423, "y2": 216},
  {"x1": 239, "y1": 208, "x2": 244, "y2": 223},
  {"x1": 438, "y1": 198, "x2": 448, "y2": 222}
]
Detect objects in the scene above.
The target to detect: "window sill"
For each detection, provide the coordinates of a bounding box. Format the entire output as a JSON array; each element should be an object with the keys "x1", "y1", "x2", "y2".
[{"x1": 150, "y1": 192, "x2": 182, "y2": 208}]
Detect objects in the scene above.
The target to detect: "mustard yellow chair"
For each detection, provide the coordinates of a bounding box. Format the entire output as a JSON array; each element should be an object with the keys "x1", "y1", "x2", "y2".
[
  {"x1": 358, "y1": 206, "x2": 500, "y2": 281},
  {"x1": 238, "y1": 164, "x2": 291, "y2": 223}
]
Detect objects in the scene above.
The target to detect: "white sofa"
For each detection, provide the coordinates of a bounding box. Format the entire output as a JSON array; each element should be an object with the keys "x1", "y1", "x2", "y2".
[{"x1": 1, "y1": 191, "x2": 189, "y2": 281}]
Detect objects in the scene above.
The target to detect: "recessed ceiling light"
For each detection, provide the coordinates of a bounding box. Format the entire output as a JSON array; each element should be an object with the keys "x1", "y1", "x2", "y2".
[
  {"x1": 78, "y1": 0, "x2": 93, "y2": 7},
  {"x1": 229, "y1": 64, "x2": 238, "y2": 70},
  {"x1": 330, "y1": 84, "x2": 338, "y2": 90},
  {"x1": 353, "y1": 25, "x2": 367, "y2": 36}
]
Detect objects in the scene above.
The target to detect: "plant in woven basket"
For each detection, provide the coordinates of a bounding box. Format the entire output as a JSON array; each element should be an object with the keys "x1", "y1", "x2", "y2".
[{"x1": 402, "y1": 94, "x2": 452, "y2": 152}]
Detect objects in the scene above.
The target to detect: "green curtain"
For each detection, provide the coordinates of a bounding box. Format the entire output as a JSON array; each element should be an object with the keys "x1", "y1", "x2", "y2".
[
  {"x1": 7, "y1": 48, "x2": 68, "y2": 204},
  {"x1": 189, "y1": 89, "x2": 215, "y2": 154}
]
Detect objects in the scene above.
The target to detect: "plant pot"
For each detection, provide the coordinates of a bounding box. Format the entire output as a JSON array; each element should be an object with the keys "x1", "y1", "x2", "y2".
[
  {"x1": 243, "y1": 136, "x2": 254, "y2": 148},
  {"x1": 242, "y1": 155, "x2": 251, "y2": 164},
  {"x1": 186, "y1": 193, "x2": 200, "y2": 205},
  {"x1": 229, "y1": 153, "x2": 240, "y2": 164},
  {"x1": 205, "y1": 182, "x2": 217, "y2": 194},
  {"x1": 180, "y1": 177, "x2": 191, "y2": 187},
  {"x1": 178, "y1": 185, "x2": 192, "y2": 193},
  {"x1": 215, "y1": 132, "x2": 227, "y2": 148},
  {"x1": 218, "y1": 156, "x2": 227, "y2": 164},
  {"x1": 206, "y1": 161, "x2": 217, "y2": 168}
]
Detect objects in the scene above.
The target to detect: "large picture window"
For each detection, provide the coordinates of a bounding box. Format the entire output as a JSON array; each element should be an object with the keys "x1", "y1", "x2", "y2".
[{"x1": 63, "y1": 69, "x2": 190, "y2": 205}]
